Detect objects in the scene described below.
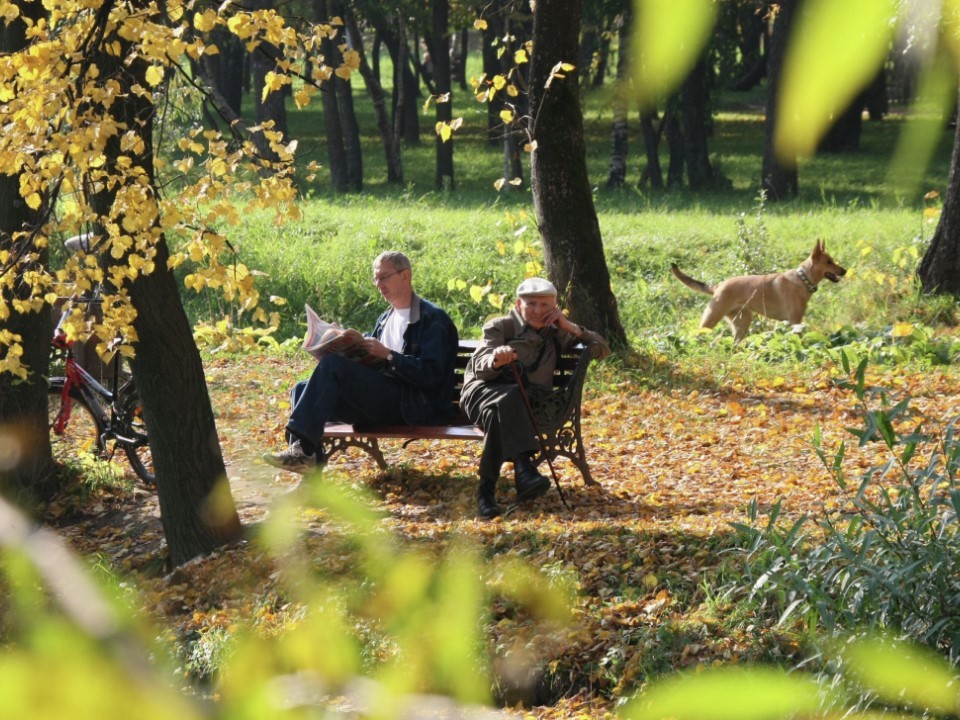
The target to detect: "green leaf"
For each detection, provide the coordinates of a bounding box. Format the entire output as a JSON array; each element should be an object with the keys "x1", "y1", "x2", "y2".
[
  {"x1": 620, "y1": 666, "x2": 824, "y2": 720},
  {"x1": 630, "y1": 0, "x2": 717, "y2": 110},
  {"x1": 777, "y1": 0, "x2": 897, "y2": 159},
  {"x1": 841, "y1": 637, "x2": 960, "y2": 715}
]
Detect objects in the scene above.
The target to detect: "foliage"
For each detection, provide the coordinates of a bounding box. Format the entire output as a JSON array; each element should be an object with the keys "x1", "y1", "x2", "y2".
[
  {"x1": 0, "y1": 0, "x2": 359, "y2": 369},
  {"x1": 730, "y1": 353, "x2": 960, "y2": 664},
  {"x1": 1, "y1": 478, "x2": 572, "y2": 718},
  {"x1": 620, "y1": 635, "x2": 960, "y2": 720}
]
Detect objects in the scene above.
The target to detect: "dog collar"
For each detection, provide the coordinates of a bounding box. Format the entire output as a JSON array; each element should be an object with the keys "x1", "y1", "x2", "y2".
[{"x1": 795, "y1": 267, "x2": 817, "y2": 294}]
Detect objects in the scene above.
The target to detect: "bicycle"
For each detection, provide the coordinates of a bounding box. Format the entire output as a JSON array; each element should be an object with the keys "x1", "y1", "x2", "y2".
[{"x1": 47, "y1": 306, "x2": 155, "y2": 486}]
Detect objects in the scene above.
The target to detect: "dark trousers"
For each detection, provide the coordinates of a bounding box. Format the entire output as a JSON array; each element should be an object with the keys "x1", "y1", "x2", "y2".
[
  {"x1": 460, "y1": 381, "x2": 540, "y2": 493},
  {"x1": 287, "y1": 354, "x2": 405, "y2": 448}
]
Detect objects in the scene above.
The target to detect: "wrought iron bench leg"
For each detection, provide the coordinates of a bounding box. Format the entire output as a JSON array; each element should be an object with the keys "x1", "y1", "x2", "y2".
[{"x1": 321, "y1": 436, "x2": 389, "y2": 470}]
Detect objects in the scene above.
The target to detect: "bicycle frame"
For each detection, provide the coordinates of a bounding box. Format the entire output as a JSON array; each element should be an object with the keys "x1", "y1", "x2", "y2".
[{"x1": 51, "y1": 333, "x2": 139, "y2": 446}]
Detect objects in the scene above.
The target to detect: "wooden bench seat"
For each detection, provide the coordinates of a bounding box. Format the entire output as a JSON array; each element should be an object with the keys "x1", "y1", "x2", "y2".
[{"x1": 318, "y1": 339, "x2": 604, "y2": 486}]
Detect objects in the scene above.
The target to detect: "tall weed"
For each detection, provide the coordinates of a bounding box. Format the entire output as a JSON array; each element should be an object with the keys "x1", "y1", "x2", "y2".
[{"x1": 730, "y1": 353, "x2": 960, "y2": 660}]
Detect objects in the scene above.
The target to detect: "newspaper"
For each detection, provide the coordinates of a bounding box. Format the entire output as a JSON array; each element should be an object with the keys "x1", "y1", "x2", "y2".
[{"x1": 302, "y1": 304, "x2": 386, "y2": 369}]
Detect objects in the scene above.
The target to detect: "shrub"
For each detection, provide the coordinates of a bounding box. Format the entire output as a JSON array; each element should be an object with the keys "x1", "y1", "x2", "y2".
[{"x1": 730, "y1": 353, "x2": 960, "y2": 660}]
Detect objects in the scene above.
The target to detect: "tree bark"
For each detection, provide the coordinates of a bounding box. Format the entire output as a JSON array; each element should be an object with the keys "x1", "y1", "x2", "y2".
[
  {"x1": 761, "y1": 0, "x2": 799, "y2": 200},
  {"x1": 481, "y1": 3, "x2": 504, "y2": 145},
  {"x1": 319, "y1": 0, "x2": 348, "y2": 191},
  {"x1": 249, "y1": 0, "x2": 288, "y2": 163},
  {"x1": 679, "y1": 56, "x2": 715, "y2": 189},
  {"x1": 606, "y1": 7, "x2": 631, "y2": 189},
  {"x1": 87, "y1": 3, "x2": 241, "y2": 566},
  {"x1": 638, "y1": 109, "x2": 664, "y2": 190},
  {"x1": 0, "y1": 0, "x2": 58, "y2": 504},
  {"x1": 333, "y1": 22, "x2": 362, "y2": 190},
  {"x1": 345, "y1": 9, "x2": 403, "y2": 183},
  {"x1": 528, "y1": 0, "x2": 626, "y2": 346},
  {"x1": 432, "y1": 0, "x2": 455, "y2": 190},
  {"x1": 918, "y1": 84, "x2": 960, "y2": 294}
]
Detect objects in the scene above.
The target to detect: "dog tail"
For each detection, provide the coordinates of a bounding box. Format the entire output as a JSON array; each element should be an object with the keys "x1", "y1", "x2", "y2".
[{"x1": 670, "y1": 263, "x2": 714, "y2": 296}]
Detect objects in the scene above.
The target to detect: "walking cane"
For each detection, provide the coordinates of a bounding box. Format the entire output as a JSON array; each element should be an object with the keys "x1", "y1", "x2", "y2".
[{"x1": 509, "y1": 363, "x2": 571, "y2": 510}]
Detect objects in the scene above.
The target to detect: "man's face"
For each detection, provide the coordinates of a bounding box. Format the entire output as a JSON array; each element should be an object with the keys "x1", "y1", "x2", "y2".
[
  {"x1": 373, "y1": 261, "x2": 408, "y2": 304},
  {"x1": 516, "y1": 294, "x2": 557, "y2": 330}
]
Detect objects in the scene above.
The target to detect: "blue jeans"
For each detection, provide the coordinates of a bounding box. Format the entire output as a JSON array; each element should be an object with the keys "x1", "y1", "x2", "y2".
[{"x1": 287, "y1": 354, "x2": 405, "y2": 448}]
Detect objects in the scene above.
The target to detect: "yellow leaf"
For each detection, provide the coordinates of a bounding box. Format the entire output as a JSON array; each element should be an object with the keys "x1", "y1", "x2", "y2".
[
  {"x1": 890, "y1": 322, "x2": 914, "y2": 338},
  {"x1": 493, "y1": 178, "x2": 506, "y2": 191},
  {"x1": 499, "y1": 109, "x2": 514, "y2": 124},
  {"x1": 474, "y1": 18, "x2": 488, "y2": 30},
  {"x1": 488, "y1": 293, "x2": 503, "y2": 309},
  {"x1": 469, "y1": 285, "x2": 488, "y2": 303},
  {"x1": 145, "y1": 65, "x2": 164, "y2": 87},
  {"x1": 514, "y1": 49, "x2": 528, "y2": 64},
  {"x1": 25, "y1": 193, "x2": 41, "y2": 210}
]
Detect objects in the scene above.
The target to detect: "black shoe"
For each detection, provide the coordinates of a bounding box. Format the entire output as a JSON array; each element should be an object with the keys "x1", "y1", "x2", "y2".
[
  {"x1": 477, "y1": 490, "x2": 502, "y2": 520},
  {"x1": 514, "y1": 456, "x2": 551, "y2": 502}
]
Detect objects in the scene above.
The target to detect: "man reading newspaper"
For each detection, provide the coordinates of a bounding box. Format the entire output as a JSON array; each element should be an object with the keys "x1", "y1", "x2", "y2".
[{"x1": 262, "y1": 251, "x2": 459, "y2": 473}]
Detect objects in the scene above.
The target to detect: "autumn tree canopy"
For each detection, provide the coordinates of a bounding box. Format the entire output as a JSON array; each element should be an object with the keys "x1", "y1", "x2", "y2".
[{"x1": 0, "y1": 0, "x2": 360, "y2": 376}]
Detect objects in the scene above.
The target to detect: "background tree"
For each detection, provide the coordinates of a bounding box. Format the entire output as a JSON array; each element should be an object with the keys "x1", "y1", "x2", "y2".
[
  {"x1": 527, "y1": 0, "x2": 626, "y2": 345},
  {"x1": 345, "y1": 6, "x2": 403, "y2": 183},
  {"x1": 431, "y1": 0, "x2": 455, "y2": 190},
  {"x1": 761, "y1": 0, "x2": 799, "y2": 200},
  {"x1": 0, "y1": 0, "x2": 57, "y2": 504},
  {"x1": 918, "y1": 85, "x2": 960, "y2": 293}
]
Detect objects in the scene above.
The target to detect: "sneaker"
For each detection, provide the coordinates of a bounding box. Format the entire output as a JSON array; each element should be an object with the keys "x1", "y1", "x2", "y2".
[{"x1": 261, "y1": 440, "x2": 318, "y2": 474}]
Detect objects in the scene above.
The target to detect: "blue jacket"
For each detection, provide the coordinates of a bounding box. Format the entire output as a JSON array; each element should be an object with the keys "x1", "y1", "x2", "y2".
[{"x1": 372, "y1": 293, "x2": 459, "y2": 425}]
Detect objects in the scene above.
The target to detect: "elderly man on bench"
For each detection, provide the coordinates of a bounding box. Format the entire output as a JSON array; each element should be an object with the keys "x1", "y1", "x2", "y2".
[{"x1": 460, "y1": 278, "x2": 610, "y2": 519}]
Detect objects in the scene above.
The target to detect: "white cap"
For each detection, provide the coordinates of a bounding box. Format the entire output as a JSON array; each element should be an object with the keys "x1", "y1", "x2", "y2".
[{"x1": 516, "y1": 277, "x2": 557, "y2": 297}]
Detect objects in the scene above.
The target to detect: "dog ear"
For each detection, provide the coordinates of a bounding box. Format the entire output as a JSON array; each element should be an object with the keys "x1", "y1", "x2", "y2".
[{"x1": 813, "y1": 239, "x2": 825, "y2": 255}]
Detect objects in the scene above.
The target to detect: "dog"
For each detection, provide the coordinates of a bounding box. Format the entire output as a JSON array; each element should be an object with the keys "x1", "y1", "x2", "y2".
[{"x1": 671, "y1": 240, "x2": 847, "y2": 342}]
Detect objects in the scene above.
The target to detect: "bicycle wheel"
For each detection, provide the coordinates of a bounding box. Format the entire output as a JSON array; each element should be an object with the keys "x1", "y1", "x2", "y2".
[
  {"x1": 48, "y1": 380, "x2": 106, "y2": 467},
  {"x1": 116, "y1": 382, "x2": 155, "y2": 486}
]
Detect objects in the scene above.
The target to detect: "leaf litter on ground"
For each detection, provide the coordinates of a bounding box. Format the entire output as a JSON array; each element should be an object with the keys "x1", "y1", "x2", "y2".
[{"x1": 45, "y1": 349, "x2": 960, "y2": 717}]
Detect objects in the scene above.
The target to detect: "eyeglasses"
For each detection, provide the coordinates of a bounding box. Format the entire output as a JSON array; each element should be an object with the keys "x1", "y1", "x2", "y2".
[{"x1": 373, "y1": 269, "x2": 403, "y2": 285}]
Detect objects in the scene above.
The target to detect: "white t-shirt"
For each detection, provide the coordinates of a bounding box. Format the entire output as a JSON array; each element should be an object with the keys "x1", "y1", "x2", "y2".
[{"x1": 381, "y1": 308, "x2": 410, "y2": 353}]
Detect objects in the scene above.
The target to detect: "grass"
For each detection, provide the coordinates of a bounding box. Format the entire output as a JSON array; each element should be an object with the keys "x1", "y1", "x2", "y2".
[{"x1": 173, "y1": 72, "x2": 957, "y2": 371}]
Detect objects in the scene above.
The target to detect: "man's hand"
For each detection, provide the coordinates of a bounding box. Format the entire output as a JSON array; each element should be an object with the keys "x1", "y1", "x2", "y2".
[
  {"x1": 492, "y1": 345, "x2": 517, "y2": 368},
  {"x1": 542, "y1": 307, "x2": 581, "y2": 336},
  {"x1": 362, "y1": 338, "x2": 392, "y2": 359}
]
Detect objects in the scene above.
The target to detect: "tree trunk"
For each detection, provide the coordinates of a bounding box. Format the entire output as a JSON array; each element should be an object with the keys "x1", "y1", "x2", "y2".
[
  {"x1": 761, "y1": 0, "x2": 799, "y2": 200},
  {"x1": 319, "y1": 0, "x2": 348, "y2": 191},
  {"x1": 918, "y1": 84, "x2": 960, "y2": 294},
  {"x1": 87, "y1": 6, "x2": 241, "y2": 566},
  {"x1": 0, "y1": 0, "x2": 58, "y2": 504},
  {"x1": 345, "y1": 9, "x2": 403, "y2": 183},
  {"x1": 818, "y1": 95, "x2": 863, "y2": 153},
  {"x1": 481, "y1": 3, "x2": 504, "y2": 145},
  {"x1": 373, "y1": 16, "x2": 421, "y2": 146},
  {"x1": 453, "y1": 27, "x2": 469, "y2": 90},
  {"x1": 664, "y1": 105, "x2": 685, "y2": 189},
  {"x1": 432, "y1": 0, "x2": 455, "y2": 190},
  {"x1": 606, "y1": 7, "x2": 632, "y2": 189},
  {"x1": 638, "y1": 109, "x2": 664, "y2": 190},
  {"x1": 528, "y1": 0, "x2": 626, "y2": 346},
  {"x1": 500, "y1": 4, "x2": 531, "y2": 189},
  {"x1": 679, "y1": 56, "x2": 715, "y2": 189},
  {"x1": 249, "y1": 0, "x2": 288, "y2": 163}
]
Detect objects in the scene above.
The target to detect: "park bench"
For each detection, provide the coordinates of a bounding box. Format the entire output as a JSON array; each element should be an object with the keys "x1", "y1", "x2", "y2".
[{"x1": 319, "y1": 339, "x2": 605, "y2": 486}]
